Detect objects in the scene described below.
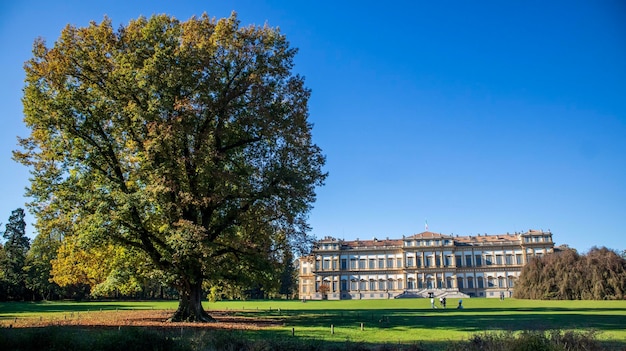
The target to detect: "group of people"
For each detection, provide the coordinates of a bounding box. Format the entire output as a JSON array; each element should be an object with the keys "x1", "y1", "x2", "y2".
[{"x1": 430, "y1": 296, "x2": 463, "y2": 309}]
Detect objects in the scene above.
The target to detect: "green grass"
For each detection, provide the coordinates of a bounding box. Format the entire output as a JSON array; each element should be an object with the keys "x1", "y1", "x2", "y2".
[{"x1": 2, "y1": 298, "x2": 625, "y2": 348}]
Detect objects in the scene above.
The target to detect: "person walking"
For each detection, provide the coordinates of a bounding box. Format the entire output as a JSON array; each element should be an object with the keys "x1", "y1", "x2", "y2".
[{"x1": 430, "y1": 297, "x2": 437, "y2": 309}]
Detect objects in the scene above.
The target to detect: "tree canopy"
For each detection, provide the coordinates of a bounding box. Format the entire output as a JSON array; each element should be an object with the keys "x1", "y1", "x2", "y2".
[
  {"x1": 15, "y1": 12, "x2": 326, "y2": 321},
  {"x1": 514, "y1": 246, "x2": 626, "y2": 300}
]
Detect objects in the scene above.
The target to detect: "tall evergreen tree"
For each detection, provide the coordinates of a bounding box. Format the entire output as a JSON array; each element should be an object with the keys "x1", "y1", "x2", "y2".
[{"x1": 1, "y1": 208, "x2": 30, "y2": 300}]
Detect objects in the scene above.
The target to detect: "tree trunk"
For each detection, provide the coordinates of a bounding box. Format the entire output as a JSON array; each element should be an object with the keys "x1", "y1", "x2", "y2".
[{"x1": 168, "y1": 280, "x2": 215, "y2": 322}]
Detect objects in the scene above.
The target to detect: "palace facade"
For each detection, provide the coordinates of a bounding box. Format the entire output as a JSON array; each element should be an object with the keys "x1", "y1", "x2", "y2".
[{"x1": 298, "y1": 230, "x2": 554, "y2": 299}]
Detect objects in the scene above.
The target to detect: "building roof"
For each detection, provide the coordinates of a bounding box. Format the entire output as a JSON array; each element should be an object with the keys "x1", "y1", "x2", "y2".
[
  {"x1": 405, "y1": 231, "x2": 453, "y2": 239},
  {"x1": 314, "y1": 230, "x2": 551, "y2": 250}
]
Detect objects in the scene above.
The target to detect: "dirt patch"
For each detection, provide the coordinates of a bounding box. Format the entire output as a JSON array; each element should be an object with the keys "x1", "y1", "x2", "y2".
[{"x1": 1, "y1": 310, "x2": 283, "y2": 330}]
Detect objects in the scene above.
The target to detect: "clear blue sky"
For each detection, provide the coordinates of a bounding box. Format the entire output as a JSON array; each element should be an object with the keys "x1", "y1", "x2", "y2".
[{"x1": 1, "y1": 1, "x2": 625, "y2": 252}]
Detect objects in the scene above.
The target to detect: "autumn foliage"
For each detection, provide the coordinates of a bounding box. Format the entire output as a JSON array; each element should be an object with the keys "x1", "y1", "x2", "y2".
[{"x1": 514, "y1": 246, "x2": 626, "y2": 300}]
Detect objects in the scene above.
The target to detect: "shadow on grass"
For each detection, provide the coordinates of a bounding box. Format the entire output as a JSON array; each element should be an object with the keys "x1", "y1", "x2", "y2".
[
  {"x1": 240, "y1": 306, "x2": 626, "y2": 334},
  {"x1": 0, "y1": 301, "x2": 163, "y2": 315}
]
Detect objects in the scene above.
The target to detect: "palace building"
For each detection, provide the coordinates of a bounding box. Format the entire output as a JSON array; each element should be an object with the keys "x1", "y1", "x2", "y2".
[{"x1": 298, "y1": 229, "x2": 554, "y2": 299}]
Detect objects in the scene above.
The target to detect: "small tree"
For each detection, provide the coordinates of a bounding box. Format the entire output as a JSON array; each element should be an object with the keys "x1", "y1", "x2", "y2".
[{"x1": 318, "y1": 284, "x2": 330, "y2": 299}]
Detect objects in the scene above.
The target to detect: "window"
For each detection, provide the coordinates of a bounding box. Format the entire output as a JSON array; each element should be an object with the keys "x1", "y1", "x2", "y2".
[
  {"x1": 369, "y1": 280, "x2": 376, "y2": 291},
  {"x1": 350, "y1": 280, "x2": 357, "y2": 290},
  {"x1": 350, "y1": 259, "x2": 356, "y2": 269},
  {"x1": 341, "y1": 259, "x2": 347, "y2": 270},
  {"x1": 332, "y1": 281, "x2": 337, "y2": 291},
  {"x1": 455, "y1": 255, "x2": 462, "y2": 267},
  {"x1": 387, "y1": 258, "x2": 394, "y2": 268},
  {"x1": 506, "y1": 255, "x2": 513, "y2": 265},
  {"x1": 322, "y1": 260, "x2": 330, "y2": 269},
  {"x1": 387, "y1": 280, "x2": 394, "y2": 290},
  {"x1": 315, "y1": 261, "x2": 320, "y2": 270},
  {"x1": 378, "y1": 280, "x2": 385, "y2": 290},
  {"x1": 475, "y1": 255, "x2": 482, "y2": 266},
  {"x1": 498, "y1": 277, "x2": 505, "y2": 288},
  {"x1": 444, "y1": 256, "x2": 451, "y2": 267},
  {"x1": 456, "y1": 277, "x2": 464, "y2": 289},
  {"x1": 516, "y1": 254, "x2": 523, "y2": 265},
  {"x1": 508, "y1": 276, "x2": 515, "y2": 288},
  {"x1": 302, "y1": 267, "x2": 308, "y2": 274},
  {"x1": 446, "y1": 277, "x2": 453, "y2": 288},
  {"x1": 416, "y1": 257, "x2": 422, "y2": 267},
  {"x1": 332, "y1": 260, "x2": 337, "y2": 270},
  {"x1": 465, "y1": 255, "x2": 472, "y2": 267},
  {"x1": 426, "y1": 257, "x2": 434, "y2": 267},
  {"x1": 407, "y1": 280, "x2": 415, "y2": 289},
  {"x1": 477, "y1": 276, "x2": 484, "y2": 288},
  {"x1": 495, "y1": 255, "x2": 503, "y2": 265},
  {"x1": 341, "y1": 280, "x2": 348, "y2": 291},
  {"x1": 485, "y1": 255, "x2": 493, "y2": 265},
  {"x1": 467, "y1": 277, "x2": 474, "y2": 288},
  {"x1": 407, "y1": 257, "x2": 414, "y2": 267},
  {"x1": 359, "y1": 280, "x2": 366, "y2": 291},
  {"x1": 359, "y1": 259, "x2": 366, "y2": 269},
  {"x1": 487, "y1": 277, "x2": 495, "y2": 287},
  {"x1": 397, "y1": 258, "x2": 402, "y2": 268},
  {"x1": 369, "y1": 259, "x2": 375, "y2": 269},
  {"x1": 435, "y1": 256, "x2": 441, "y2": 267},
  {"x1": 378, "y1": 258, "x2": 384, "y2": 268}
]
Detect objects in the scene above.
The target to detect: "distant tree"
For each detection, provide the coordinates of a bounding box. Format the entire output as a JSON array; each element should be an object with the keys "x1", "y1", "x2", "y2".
[
  {"x1": 318, "y1": 284, "x2": 330, "y2": 299},
  {"x1": 23, "y1": 231, "x2": 64, "y2": 300},
  {"x1": 1, "y1": 208, "x2": 30, "y2": 300},
  {"x1": 15, "y1": 13, "x2": 325, "y2": 321},
  {"x1": 515, "y1": 246, "x2": 626, "y2": 300},
  {"x1": 50, "y1": 235, "x2": 150, "y2": 298}
]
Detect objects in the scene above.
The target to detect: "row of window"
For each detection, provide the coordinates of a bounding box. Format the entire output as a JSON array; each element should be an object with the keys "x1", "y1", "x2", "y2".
[
  {"x1": 523, "y1": 236, "x2": 551, "y2": 243},
  {"x1": 404, "y1": 239, "x2": 452, "y2": 247},
  {"x1": 312, "y1": 253, "x2": 539, "y2": 271},
  {"x1": 304, "y1": 275, "x2": 516, "y2": 293}
]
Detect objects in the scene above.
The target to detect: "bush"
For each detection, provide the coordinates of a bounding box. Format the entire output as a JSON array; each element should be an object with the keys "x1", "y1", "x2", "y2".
[{"x1": 448, "y1": 329, "x2": 605, "y2": 351}]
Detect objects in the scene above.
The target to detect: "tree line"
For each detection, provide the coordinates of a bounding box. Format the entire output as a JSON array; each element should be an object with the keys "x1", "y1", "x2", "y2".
[
  {"x1": 0, "y1": 208, "x2": 298, "y2": 302},
  {"x1": 514, "y1": 245, "x2": 626, "y2": 300}
]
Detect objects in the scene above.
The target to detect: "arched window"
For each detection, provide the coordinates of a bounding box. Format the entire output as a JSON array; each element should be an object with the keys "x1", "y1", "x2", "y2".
[{"x1": 456, "y1": 276, "x2": 464, "y2": 289}]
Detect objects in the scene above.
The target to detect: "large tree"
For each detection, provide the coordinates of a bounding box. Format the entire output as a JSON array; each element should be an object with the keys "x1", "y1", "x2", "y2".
[
  {"x1": 514, "y1": 246, "x2": 626, "y2": 300},
  {"x1": 15, "y1": 13, "x2": 326, "y2": 321}
]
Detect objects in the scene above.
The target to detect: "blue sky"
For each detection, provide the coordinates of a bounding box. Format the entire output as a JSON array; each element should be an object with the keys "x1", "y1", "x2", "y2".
[{"x1": 1, "y1": 1, "x2": 625, "y2": 252}]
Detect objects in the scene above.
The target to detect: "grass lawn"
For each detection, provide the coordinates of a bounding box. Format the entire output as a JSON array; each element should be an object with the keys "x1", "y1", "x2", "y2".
[{"x1": 1, "y1": 298, "x2": 625, "y2": 347}]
